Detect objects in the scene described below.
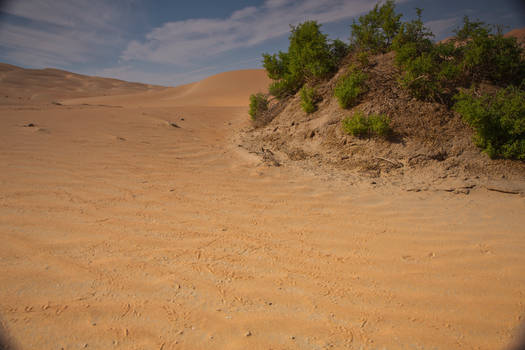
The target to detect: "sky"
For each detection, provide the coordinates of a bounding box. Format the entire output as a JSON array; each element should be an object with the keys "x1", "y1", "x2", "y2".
[{"x1": 0, "y1": 0, "x2": 524, "y2": 86}]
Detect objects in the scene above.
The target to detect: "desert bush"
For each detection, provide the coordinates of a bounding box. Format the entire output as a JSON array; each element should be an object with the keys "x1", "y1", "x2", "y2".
[
  {"x1": 397, "y1": 47, "x2": 462, "y2": 103},
  {"x1": 268, "y1": 78, "x2": 300, "y2": 99},
  {"x1": 335, "y1": 66, "x2": 368, "y2": 109},
  {"x1": 453, "y1": 86, "x2": 525, "y2": 159},
  {"x1": 350, "y1": 0, "x2": 402, "y2": 53},
  {"x1": 342, "y1": 111, "x2": 391, "y2": 138},
  {"x1": 395, "y1": 15, "x2": 525, "y2": 102},
  {"x1": 369, "y1": 113, "x2": 392, "y2": 136},
  {"x1": 356, "y1": 51, "x2": 370, "y2": 67},
  {"x1": 330, "y1": 39, "x2": 350, "y2": 66},
  {"x1": 262, "y1": 51, "x2": 290, "y2": 81},
  {"x1": 392, "y1": 8, "x2": 434, "y2": 66},
  {"x1": 263, "y1": 21, "x2": 336, "y2": 99},
  {"x1": 454, "y1": 17, "x2": 525, "y2": 86},
  {"x1": 300, "y1": 85, "x2": 319, "y2": 114},
  {"x1": 248, "y1": 93, "x2": 269, "y2": 121},
  {"x1": 392, "y1": 9, "x2": 464, "y2": 102}
]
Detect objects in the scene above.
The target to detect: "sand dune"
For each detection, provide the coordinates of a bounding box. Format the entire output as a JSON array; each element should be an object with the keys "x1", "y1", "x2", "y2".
[
  {"x1": 1, "y1": 66, "x2": 524, "y2": 350},
  {"x1": 0, "y1": 63, "x2": 164, "y2": 105},
  {"x1": 60, "y1": 69, "x2": 271, "y2": 108},
  {"x1": 505, "y1": 27, "x2": 525, "y2": 44}
]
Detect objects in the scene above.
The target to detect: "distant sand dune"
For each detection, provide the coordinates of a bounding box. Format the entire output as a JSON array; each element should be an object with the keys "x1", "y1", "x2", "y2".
[
  {"x1": 60, "y1": 69, "x2": 271, "y2": 108},
  {"x1": 0, "y1": 63, "x2": 163, "y2": 105}
]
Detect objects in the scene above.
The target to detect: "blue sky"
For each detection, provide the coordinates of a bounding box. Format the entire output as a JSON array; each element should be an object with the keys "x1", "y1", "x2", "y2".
[{"x1": 0, "y1": 0, "x2": 524, "y2": 86}]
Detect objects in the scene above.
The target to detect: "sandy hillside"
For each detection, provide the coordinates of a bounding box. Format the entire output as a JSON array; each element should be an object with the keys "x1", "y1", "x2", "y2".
[
  {"x1": 0, "y1": 65, "x2": 524, "y2": 350},
  {"x1": 505, "y1": 27, "x2": 525, "y2": 46},
  {"x1": 0, "y1": 63, "x2": 165, "y2": 105}
]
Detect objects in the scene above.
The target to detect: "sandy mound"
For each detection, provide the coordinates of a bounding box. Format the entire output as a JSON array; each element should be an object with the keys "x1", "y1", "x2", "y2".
[
  {"x1": 0, "y1": 63, "x2": 163, "y2": 105},
  {"x1": 167, "y1": 69, "x2": 271, "y2": 107},
  {"x1": 240, "y1": 52, "x2": 525, "y2": 194},
  {"x1": 505, "y1": 27, "x2": 525, "y2": 46},
  {"x1": 60, "y1": 69, "x2": 271, "y2": 108}
]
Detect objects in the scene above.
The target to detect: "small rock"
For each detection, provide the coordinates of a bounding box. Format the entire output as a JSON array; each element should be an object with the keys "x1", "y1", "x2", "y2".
[
  {"x1": 245, "y1": 331, "x2": 252, "y2": 337},
  {"x1": 291, "y1": 336, "x2": 296, "y2": 340},
  {"x1": 180, "y1": 118, "x2": 184, "y2": 121},
  {"x1": 24, "y1": 123, "x2": 35, "y2": 127},
  {"x1": 170, "y1": 122, "x2": 180, "y2": 128}
]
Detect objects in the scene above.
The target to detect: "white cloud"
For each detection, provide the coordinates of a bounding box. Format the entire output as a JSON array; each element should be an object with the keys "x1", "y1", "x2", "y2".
[
  {"x1": 0, "y1": 23, "x2": 114, "y2": 67},
  {"x1": 2, "y1": 0, "x2": 121, "y2": 31},
  {"x1": 122, "y1": 0, "x2": 411, "y2": 65},
  {"x1": 0, "y1": 0, "x2": 128, "y2": 68}
]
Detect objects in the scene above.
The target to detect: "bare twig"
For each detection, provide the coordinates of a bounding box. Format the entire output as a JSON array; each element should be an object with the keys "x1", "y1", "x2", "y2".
[{"x1": 374, "y1": 156, "x2": 402, "y2": 167}]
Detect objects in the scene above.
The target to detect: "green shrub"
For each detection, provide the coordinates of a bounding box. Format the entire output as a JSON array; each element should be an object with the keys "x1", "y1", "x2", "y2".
[
  {"x1": 262, "y1": 51, "x2": 290, "y2": 80},
  {"x1": 263, "y1": 21, "x2": 336, "y2": 99},
  {"x1": 350, "y1": 0, "x2": 402, "y2": 53},
  {"x1": 300, "y1": 85, "x2": 319, "y2": 114},
  {"x1": 342, "y1": 111, "x2": 391, "y2": 138},
  {"x1": 369, "y1": 113, "x2": 392, "y2": 137},
  {"x1": 335, "y1": 66, "x2": 368, "y2": 109},
  {"x1": 454, "y1": 17, "x2": 525, "y2": 85},
  {"x1": 330, "y1": 39, "x2": 350, "y2": 66},
  {"x1": 392, "y1": 8, "x2": 434, "y2": 66},
  {"x1": 395, "y1": 14, "x2": 525, "y2": 102},
  {"x1": 248, "y1": 93, "x2": 269, "y2": 121},
  {"x1": 356, "y1": 51, "x2": 370, "y2": 67},
  {"x1": 392, "y1": 9, "x2": 464, "y2": 102},
  {"x1": 453, "y1": 86, "x2": 525, "y2": 159},
  {"x1": 342, "y1": 111, "x2": 369, "y2": 136},
  {"x1": 268, "y1": 77, "x2": 300, "y2": 99}
]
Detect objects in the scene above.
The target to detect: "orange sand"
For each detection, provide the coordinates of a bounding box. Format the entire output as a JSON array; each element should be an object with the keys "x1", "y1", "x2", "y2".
[{"x1": 0, "y1": 66, "x2": 524, "y2": 350}]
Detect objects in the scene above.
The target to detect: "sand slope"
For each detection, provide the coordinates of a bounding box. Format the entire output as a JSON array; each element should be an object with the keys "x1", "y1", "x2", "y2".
[
  {"x1": 0, "y1": 66, "x2": 524, "y2": 350},
  {"x1": 60, "y1": 69, "x2": 271, "y2": 108},
  {"x1": 0, "y1": 63, "x2": 164, "y2": 105}
]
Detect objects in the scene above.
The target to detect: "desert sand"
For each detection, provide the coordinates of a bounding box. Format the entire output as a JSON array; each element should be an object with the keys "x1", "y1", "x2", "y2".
[{"x1": 0, "y1": 66, "x2": 524, "y2": 350}]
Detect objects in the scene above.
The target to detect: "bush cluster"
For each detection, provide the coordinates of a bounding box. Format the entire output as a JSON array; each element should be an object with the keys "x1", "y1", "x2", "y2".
[
  {"x1": 248, "y1": 93, "x2": 269, "y2": 121},
  {"x1": 254, "y1": 1, "x2": 525, "y2": 160},
  {"x1": 300, "y1": 85, "x2": 319, "y2": 114},
  {"x1": 393, "y1": 15, "x2": 525, "y2": 103},
  {"x1": 453, "y1": 86, "x2": 525, "y2": 160},
  {"x1": 350, "y1": 0, "x2": 401, "y2": 53},
  {"x1": 334, "y1": 66, "x2": 368, "y2": 109},
  {"x1": 342, "y1": 111, "x2": 391, "y2": 138},
  {"x1": 263, "y1": 21, "x2": 348, "y2": 99}
]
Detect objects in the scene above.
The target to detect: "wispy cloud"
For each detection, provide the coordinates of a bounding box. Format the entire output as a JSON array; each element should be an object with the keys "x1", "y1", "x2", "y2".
[
  {"x1": 1, "y1": 0, "x2": 120, "y2": 31},
  {"x1": 0, "y1": 0, "x2": 129, "y2": 68},
  {"x1": 122, "y1": 0, "x2": 404, "y2": 65}
]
